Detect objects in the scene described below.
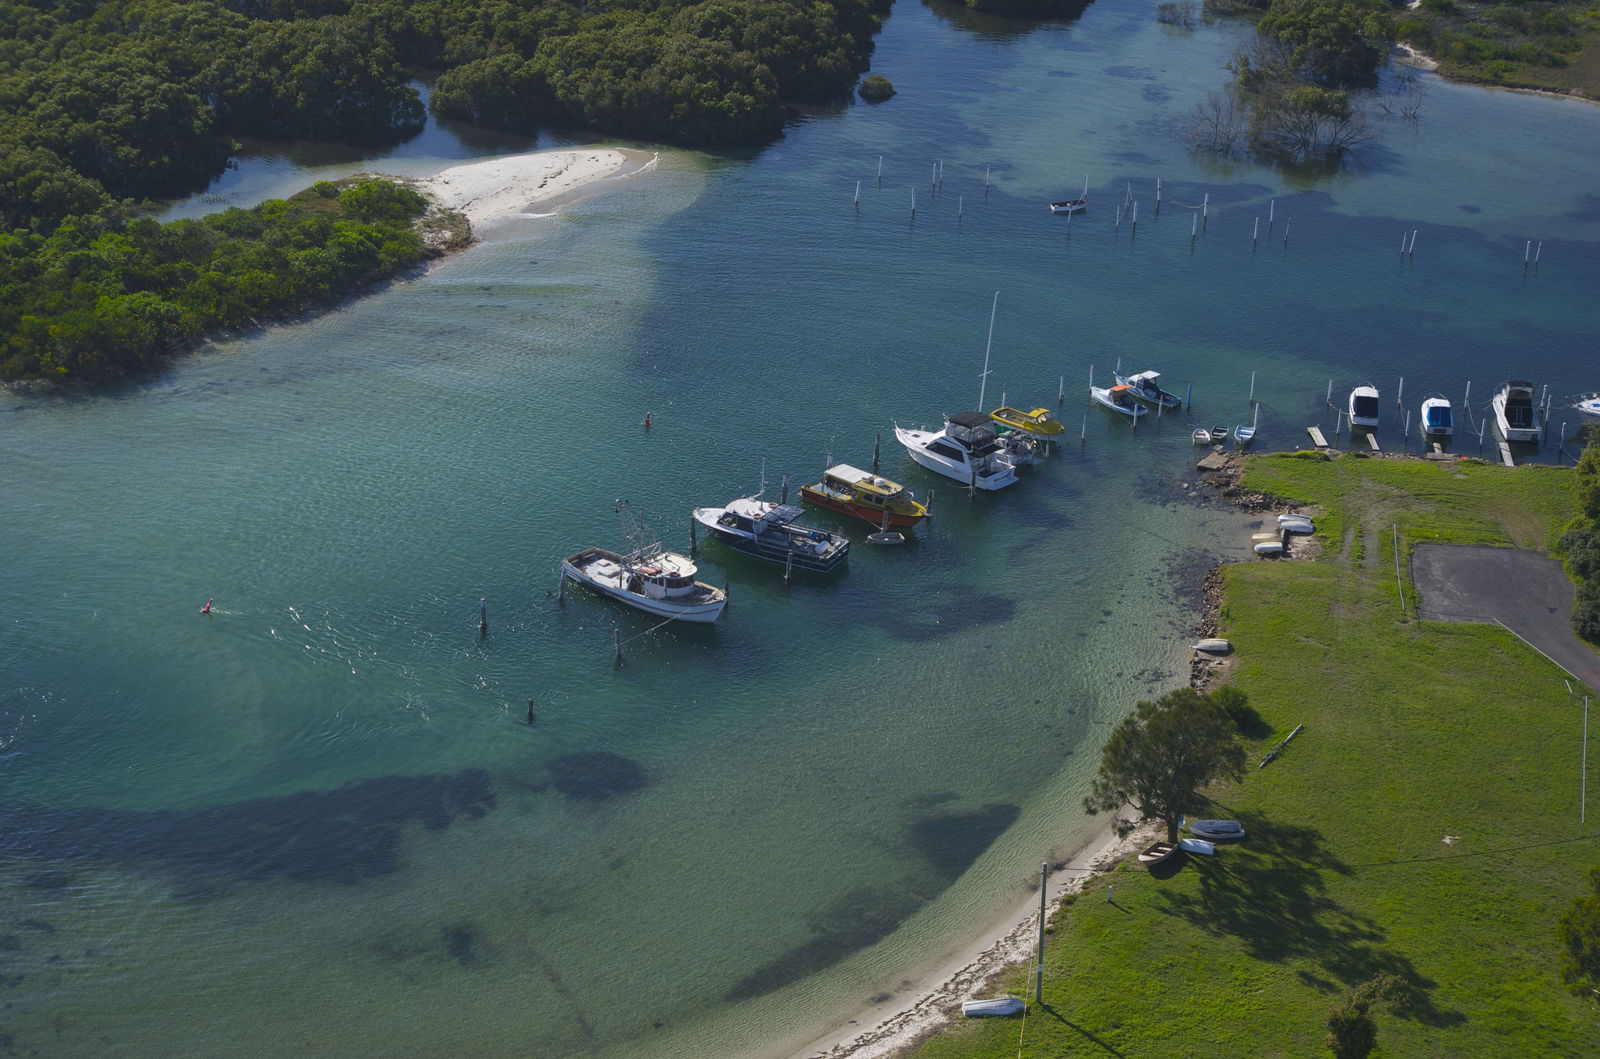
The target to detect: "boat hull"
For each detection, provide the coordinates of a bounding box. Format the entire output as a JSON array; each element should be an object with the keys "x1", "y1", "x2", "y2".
[
  {"x1": 894, "y1": 426, "x2": 1019, "y2": 490},
  {"x1": 1492, "y1": 387, "x2": 1542, "y2": 442},
  {"x1": 799, "y1": 485, "x2": 926, "y2": 528},
  {"x1": 1089, "y1": 388, "x2": 1147, "y2": 417},
  {"x1": 701, "y1": 526, "x2": 845, "y2": 571},
  {"x1": 561, "y1": 552, "x2": 726, "y2": 622}
]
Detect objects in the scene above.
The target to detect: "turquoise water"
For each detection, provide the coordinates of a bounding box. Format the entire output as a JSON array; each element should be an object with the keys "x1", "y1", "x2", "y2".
[{"x1": 5, "y1": 3, "x2": 1600, "y2": 1056}]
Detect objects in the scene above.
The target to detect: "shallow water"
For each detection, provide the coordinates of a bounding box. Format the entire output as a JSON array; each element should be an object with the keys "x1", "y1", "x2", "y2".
[{"x1": 5, "y1": 2, "x2": 1600, "y2": 1055}]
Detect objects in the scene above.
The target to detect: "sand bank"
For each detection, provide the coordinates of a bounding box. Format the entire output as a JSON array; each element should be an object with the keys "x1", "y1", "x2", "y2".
[
  {"x1": 409, "y1": 148, "x2": 657, "y2": 229},
  {"x1": 793, "y1": 822, "x2": 1149, "y2": 1059}
]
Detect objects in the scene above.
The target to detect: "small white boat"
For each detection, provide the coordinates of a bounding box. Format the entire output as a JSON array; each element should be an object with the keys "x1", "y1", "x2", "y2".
[
  {"x1": 1348, "y1": 384, "x2": 1379, "y2": 429},
  {"x1": 1188, "y1": 819, "x2": 1245, "y2": 840},
  {"x1": 1048, "y1": 177, "x2": 1089, "y2": 215},
  {"x1": 1492, "y1": 380, "x2": 1542, "y2": 442},
  {"x1": 1252, "y1": 530, "x2": 1282, "y2": 542},
  {"x1": 1209, "y1": 424, "x2": 1229, "y2": 442},
  {"x1": 1420, "y1": 395, "x2": 1454, "y2": 437},
  {"x1": 1178, "y1": 837, "x2": 1216, "y2": 855},
  {"x1": 1116, "y1": 370, "x2": 1182, "y2": 409},
  {"x1": 895, "y1": 412, "x2": 1021, "y2": 490},
  {"x1": 1138, "y1": 840, "x2": 1180, "y2": 865},
  {"x1": 1192, "y1": 428, "x2": 1213, "y2": 446},
  {"x1": 1574, "y1": 394, "x2": 1600, "y2": 419},
  {"x1": 1192, "y1": 638, "x2": 1232, "y2": 654},
  {"x1": 563, "y1": 502, "x2": 728, "y2": 623},
  {"x1": 962, "y1": 997, "x2": 1025, "y2": 1017},
  {"x1": 1255, "y1": 541, "x2": 1284, "y2": 556},
  {"x1": 1234, "y1": 424, "x2": 1256, "y2": 446},
  {"x1": 1090, "y1": 384, "x2": 1148, "y2": 418},
  {"x1": 1281, "y1": 521, "x2": 1313, "y2": 536},
  {"x1": 1277, "y1": 513, "x2": 1313, "y2": 525}
]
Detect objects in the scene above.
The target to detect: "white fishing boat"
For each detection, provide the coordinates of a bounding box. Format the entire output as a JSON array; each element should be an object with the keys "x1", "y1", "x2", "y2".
[
  {"x1": 562, "y1": 502, "x2": 727, "y2": 623},
  {"x1": 1116, "y1": 370, "x2": 1182, "y2": 409},
  {"x1": 692, "y1": 491, "x2": 849, "y2": 574},
  {"x1": 895, "y1": 413, "x2": 1021, "y2": 490},
  {"x1": 1420, "y1": 395, "x2": 1454, "y2": 437},
  {"x1": 1090, "y1": 384, "x2": 1148, "y2": 418},
  {"x1": 1348, "y1": 384, "x2": 1379, "y2": 429},
  {"x1": 1492, "y1": 380, "x2": 1542, "y2": 442}
]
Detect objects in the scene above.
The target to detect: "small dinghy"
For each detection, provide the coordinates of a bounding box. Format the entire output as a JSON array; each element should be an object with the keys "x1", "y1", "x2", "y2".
[
  {"x1": 1255, "y1": 540, "x2": 1285, "y2": 556},
  {"x1": 1188, "y1": 819, "x2": 1245, "y2": 840},
  {"x1": 1192, "y1": 638, "x2": 1232, "y2": 654},
  {"x1": 1210, "y1": 425, "x2": 1229, "y2": 442},
  {"x1": 1138, "y1": 840, "x2": 1180, "y2": 865},
  {"x1": 1178, "y1": 837, "x2": 1216, "y2": 855},
  {"x1": 962, "y1": 997, "x2": 1025, "y2": 1017},
  {"x1": 1281, "y1": 521, "x2": 1313, "y2": 535},
  {"x1": 1277, "y1": 512, "x2": 1313, "y2": 524},
  {"x1": 1192, "y1": 428, "x2": 1213, "y2": 446}
]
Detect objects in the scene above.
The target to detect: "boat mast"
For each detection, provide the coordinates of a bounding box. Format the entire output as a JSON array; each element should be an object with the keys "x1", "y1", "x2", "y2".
[{"x1": 977, "y1": 291, "x2": 998, "y2": 411}]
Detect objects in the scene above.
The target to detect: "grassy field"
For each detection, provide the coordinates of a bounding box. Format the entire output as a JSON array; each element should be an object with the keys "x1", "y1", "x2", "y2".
[{"x1": 904, "y1": 453, "x2": 1600, "y2": 1057}]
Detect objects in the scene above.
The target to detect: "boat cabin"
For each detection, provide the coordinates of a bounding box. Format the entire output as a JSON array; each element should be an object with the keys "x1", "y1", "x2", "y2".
[
  {"x1": 1108, "y1": 384, "x2": 1137, "y2": 409},
  {"x1": 1502, "y1": 381, "x2": 1536, "y2": 429},
  {"x1": 821, "y1": 464, "x2": 902, "y2": 502},
  {"x1": 1423, "y1": 403, "x2": 1453, "y2": 433}
]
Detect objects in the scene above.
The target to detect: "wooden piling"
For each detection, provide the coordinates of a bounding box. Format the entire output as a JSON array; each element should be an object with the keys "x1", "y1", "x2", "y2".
[
  {"x1": 613, "y1": 627, "x2": 622, "y2": 666},
  {"x1": 479, "y1": 598, "x2": 488, "y2": 638}
]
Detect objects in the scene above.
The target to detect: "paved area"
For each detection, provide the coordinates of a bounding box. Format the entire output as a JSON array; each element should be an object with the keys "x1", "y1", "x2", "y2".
[{"x1": 1412, "y1": 543, "x2": 1600, "y2": 692}]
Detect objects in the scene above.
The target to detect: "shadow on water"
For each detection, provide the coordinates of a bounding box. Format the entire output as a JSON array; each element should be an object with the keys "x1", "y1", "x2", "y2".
[
  {"x1": 875, "y1": 586, "x2": 1019, "y2": 642},
  {"x1": 724, "y1": 802, "x2": 1020, "y2": 1001},
  {"x1": 548, "y1": 751, "x2": 648, "y2": 802},
  {"x1": 1151, "y1": 815, "x2": 1463, "y2": 1027},
  {"x1": 0, "y1": 770, "x2": 496, "y2": 885}
]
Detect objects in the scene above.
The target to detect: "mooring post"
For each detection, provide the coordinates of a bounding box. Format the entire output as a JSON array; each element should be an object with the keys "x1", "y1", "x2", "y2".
[
  {"x1": 613, "y1": 627, "x2": 622, "y2": 667},
  {"x1": 1058, "y1": 375, "x2": 1065, "y2": 406},
  {"x1": 479, "y1": 598, "x2": 488, "y2": 638},
  {"x1": 1155, "y1": 177, "x2": 1162, "y2": 216},
  {"x1": 877, "y1": 155, "x2": 882, "y2": 187},
  {"x1": 785, "y1": 548, "x2": 794, "y2": 584},
  {"x1": 1282, "y1": 219, "x2": 1291, "y2": 247},
  {"x1": 527, "y1": 699, "x2": 536, "y2": 725},
  {"x1": 1253, "y1": 217, "x2": 1259, "y2": 251},
  {"x1": 1269, "y1": 198, "x2": 1275, "y2": 229},
  {"x1": 1185, "y1": 382, "x2": 1192, "y2": 408},
  {"x1": 690, "y1": 515, "x2": 697, "y2": 556},
  {"x1": 557, "y1": 569, "x2": 566, "y2": 605},
  {"x1": 854, "y1": 180, "x2": 860, "y2": 209},
  {"x1": 1035, "y1": 861, "x2": 1049, "y2": 1003},
  {"x1": 1396, "y1": 376, "x2": 1405, "y2": 412}
]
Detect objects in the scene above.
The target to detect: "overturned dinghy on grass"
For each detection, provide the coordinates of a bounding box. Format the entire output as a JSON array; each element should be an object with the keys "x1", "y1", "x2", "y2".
[{"x1": 962, "y1": 996, "x2": 1025, "y2": 1017}]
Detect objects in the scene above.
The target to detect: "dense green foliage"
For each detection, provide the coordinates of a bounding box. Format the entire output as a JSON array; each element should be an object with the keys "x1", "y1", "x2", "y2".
[
  {"x1": 1564, "y1": 442, "x2": 1600, "y2": 642},
  {"x1": 0, "y1": 0, "x2": 887, "y2": 239},
  {"x1": 1083, "y1": 686, "x2": 1248, "y2": 842},
  {"x1": 1400, "y1": 0, "x2": 1600, "y2": 94},
  {"x1": 0, "y1": 178, "x2": 432, "y2": 381},
  {"x1": 907, "y1": 453, "x2": 1597, "y2": 1058}
]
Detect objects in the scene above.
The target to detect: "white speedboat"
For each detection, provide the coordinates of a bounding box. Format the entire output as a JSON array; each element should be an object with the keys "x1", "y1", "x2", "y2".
[
  {"x1": 1116, "y1": 370, "x2": 1182, "y2": 409},
  {"x1": 692, "y1": 495, "x2": 849, "y2": 573},
  {"x1": 1420, "y1": 395, "x2": 1453, "y2": 437},
  {"x1": 1574, "y1": 394, "x2": 1600, "y2": 419},
  {"x1": 1348, "y1": 384, "x2": 1379, "y2": 429},
  {"x1": 895, "y1": 411, "x2": 1021, "y2": 490},
  {"x1": 562, "y1": 503, "x2": 727, "y2": 622},
  {"x1": 1492, "y1": 380, "x2": 1542, "y2": 442},
  {"x1": 1090, "y1": 384, "x2": 1148, "y2": 418}
]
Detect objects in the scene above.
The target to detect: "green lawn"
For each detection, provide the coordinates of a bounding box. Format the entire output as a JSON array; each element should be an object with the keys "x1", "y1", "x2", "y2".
[{"x1": 905, "y1": 453, "x2": 1600, "y2": 1057}]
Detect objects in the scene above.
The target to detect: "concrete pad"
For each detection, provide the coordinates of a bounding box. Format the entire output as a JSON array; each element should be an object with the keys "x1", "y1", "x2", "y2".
[{"x1": 1412, "y1": 543, "x2": 1600, "y2": 691}]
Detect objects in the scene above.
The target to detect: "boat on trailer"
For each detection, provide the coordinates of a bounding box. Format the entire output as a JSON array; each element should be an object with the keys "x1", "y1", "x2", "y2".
[
  {"x1": 1421, "y1": 395, "x2": 1454, "y2": 437},
  {"x1": 1492, "y1": 380, "x2": 1542, "y2": 442},
  {"x1": 562, "y1": 502, "x2": 727, "y2": 623}
]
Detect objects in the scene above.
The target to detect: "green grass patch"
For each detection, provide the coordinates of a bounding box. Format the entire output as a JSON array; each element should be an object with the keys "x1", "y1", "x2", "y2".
[{"x1": 905, "y1": 455, "x2": 1599, "y2": 1057}]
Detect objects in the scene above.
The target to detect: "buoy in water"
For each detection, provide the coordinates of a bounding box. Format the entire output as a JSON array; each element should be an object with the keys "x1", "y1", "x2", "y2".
[
  {"x1": 643, "y1": 411, "x2": 652, "y2": 428},
  {"x1": 201, "y1": 599, "x2": 213, "y2": 614}
]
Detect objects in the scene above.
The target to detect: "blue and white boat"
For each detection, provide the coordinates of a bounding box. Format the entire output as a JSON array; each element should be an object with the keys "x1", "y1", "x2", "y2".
[
  {"x1": 692, "y1": 495, "x2": 849, "y2": 573},
  {"x1": 1421, "y1": 395, "x2": 1453, "y2": 437}
]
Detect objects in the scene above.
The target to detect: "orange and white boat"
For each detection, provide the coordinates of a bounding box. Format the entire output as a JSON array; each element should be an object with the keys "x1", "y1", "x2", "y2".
[{"x1": 800, "y1": 464, "x2": 929, "y2": 529}]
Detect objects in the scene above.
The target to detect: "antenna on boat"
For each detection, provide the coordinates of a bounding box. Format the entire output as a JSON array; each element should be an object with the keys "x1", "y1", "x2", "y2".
[{"x1": 977, "y1": 291, "x2": 998, "y2": 412}]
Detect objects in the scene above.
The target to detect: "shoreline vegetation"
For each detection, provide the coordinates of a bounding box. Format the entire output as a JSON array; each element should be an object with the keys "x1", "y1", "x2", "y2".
[{"x1": 810, "y1": 447, "x2": 1599, "y2": 1058}]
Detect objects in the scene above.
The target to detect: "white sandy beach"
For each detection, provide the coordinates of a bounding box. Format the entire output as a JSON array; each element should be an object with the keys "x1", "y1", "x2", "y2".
[
  {"x1": 793, "y1": 822, "x2": 1150, "y2": 1059},
  {"x1": 409, "y1": 148, "x2": 656, "y2": 229}
]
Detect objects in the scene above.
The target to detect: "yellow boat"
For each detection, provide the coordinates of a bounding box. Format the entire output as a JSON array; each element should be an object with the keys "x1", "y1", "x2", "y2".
[
  {"x1": 799, "y1": 464, "x2": 929, "y2": 529},
  {"x1": 988, "y1": 406, "x2": 1065, "y2": 438}
]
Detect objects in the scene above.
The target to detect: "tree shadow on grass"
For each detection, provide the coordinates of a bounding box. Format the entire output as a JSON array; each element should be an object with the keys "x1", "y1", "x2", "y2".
[{"x1": 1152, "y1": 815, "x2": 1464, "y2": 1029}]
